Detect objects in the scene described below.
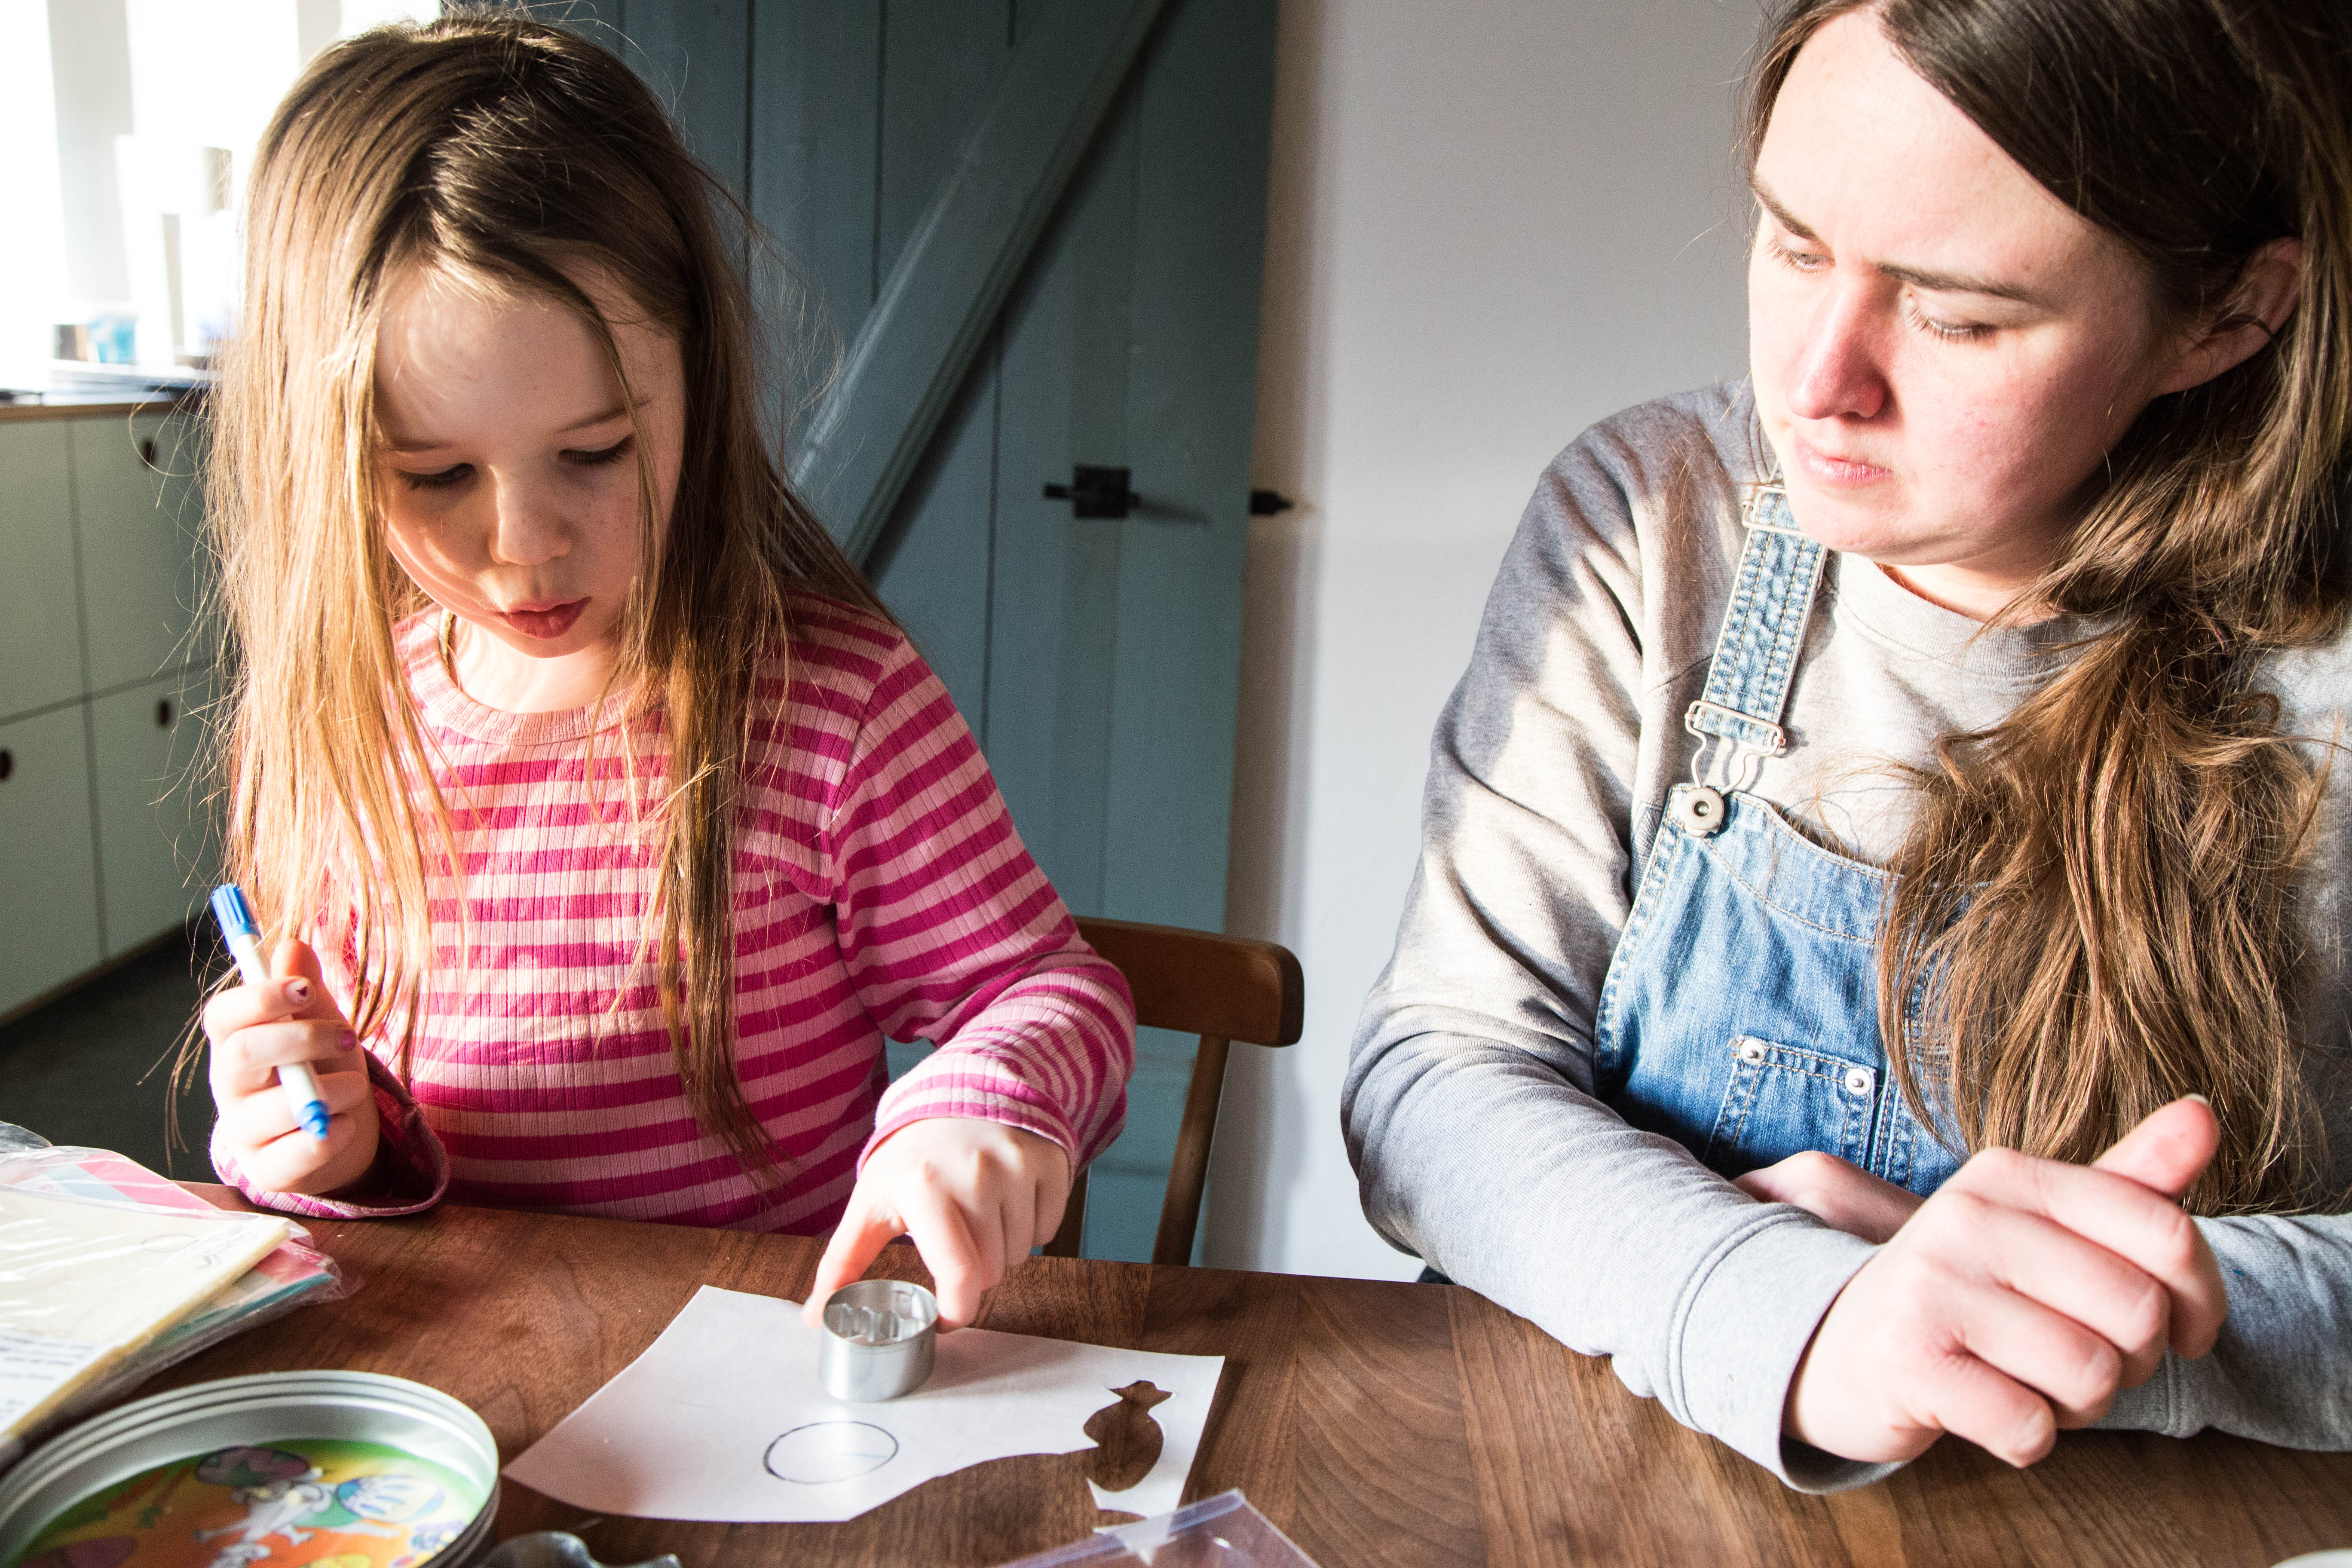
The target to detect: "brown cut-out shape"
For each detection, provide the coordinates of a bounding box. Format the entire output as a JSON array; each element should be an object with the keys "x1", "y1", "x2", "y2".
[{"x1": 1083, "y1": 1380, "x2": 1173, "y2": 1494}]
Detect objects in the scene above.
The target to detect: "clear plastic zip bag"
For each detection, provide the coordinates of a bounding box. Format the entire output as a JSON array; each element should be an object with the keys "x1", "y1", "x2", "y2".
[
  {"x1": 1003, "y1": 1491, "x2": 1322, "y2": 1568},
  {"x1": 0, "y1": 1124, "x2": 350, "y2": 1468}
]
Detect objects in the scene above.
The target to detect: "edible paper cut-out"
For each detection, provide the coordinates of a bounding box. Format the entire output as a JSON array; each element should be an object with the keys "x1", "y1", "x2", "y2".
[{"x1": 502, "y1": 1286, "x2": 1223, "y2": 1523}]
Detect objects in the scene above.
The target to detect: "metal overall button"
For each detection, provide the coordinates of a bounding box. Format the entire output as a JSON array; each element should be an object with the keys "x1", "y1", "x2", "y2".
[
  {"x1": 1671, "y1": 784, "x2": 1727, "y2": 838},
  {"x1": 1844, "y1": 1066, "x2": 1874, "y2": 1096},
  {"x1": 1735, "y1": 1038, "x2": 1768, "y2": 1066}
]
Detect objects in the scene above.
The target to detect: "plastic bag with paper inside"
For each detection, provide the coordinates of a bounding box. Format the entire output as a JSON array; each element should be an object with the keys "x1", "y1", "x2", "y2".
[
  {"x1": 1002, "y1": 1491, "x2": 1320, "y2": 1567},
  {"x1": 0, "y1": 1123, "x2": 350, "y2": 1467}
]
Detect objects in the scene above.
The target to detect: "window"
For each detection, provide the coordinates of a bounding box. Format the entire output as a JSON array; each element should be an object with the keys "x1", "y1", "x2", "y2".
[{"x1": 5, "y1": 0, "x2": 437, "y2": 389}]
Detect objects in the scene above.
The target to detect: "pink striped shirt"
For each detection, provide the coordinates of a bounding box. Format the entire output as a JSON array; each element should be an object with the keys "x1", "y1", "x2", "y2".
[{"x1": 215, "y1": 594, "x2": 1134, "y2": 1232}]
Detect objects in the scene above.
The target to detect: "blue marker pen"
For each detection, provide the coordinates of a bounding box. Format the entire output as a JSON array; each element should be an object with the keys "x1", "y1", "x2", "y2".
[{"x1": 210, "y1": 884, "x2": 333, "y2": 1142}]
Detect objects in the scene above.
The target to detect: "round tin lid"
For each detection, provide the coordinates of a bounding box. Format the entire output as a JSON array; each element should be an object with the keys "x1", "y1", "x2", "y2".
[{"x1": 0, "y1": 1370, "x2": 499, "y2": 1568}]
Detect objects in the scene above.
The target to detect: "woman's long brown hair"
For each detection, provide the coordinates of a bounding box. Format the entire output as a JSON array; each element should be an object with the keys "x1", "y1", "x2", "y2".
[
  {"x1": 208, "y1": 12, "x2": 887, "y2": 1184},
  {"x1": 1747, "y1": 0, "x2": 2352, "y2": 1213}
]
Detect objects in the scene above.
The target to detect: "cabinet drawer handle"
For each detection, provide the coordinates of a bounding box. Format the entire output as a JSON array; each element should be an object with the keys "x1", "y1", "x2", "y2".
[
  {"x1": 139, "y1": 437, "x2": 159, "y2": 470},
  {"x1": 156, "y1": 698, "x2": 174, "y2": 728},
  {"x1": 0, "y1": 749, "x2": 12, "y2": 781}
]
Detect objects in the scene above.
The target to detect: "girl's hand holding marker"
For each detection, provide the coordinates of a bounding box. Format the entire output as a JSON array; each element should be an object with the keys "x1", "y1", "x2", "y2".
[{"x1": 204, "y1": 885, "x2": 379, "y2": 1198}]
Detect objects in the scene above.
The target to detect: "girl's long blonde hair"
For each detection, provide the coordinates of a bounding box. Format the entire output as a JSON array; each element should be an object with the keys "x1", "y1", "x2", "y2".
[
  {"x1": 209, "y1": 12, "x2": 886, "y2": 1180},
  {"x1": 1748, "y1": 0, "x2": 2352, "y2": 1213}
]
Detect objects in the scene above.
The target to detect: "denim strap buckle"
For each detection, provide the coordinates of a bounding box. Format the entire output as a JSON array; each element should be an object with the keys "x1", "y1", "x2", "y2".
[{"x1": 1683, "y1": 484, "x2": 1827, "y2": 791}]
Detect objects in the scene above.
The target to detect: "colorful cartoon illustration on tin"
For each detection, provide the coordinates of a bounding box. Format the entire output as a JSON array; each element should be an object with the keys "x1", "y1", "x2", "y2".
[
  {"x1": 9, "y1": 1439, "x2": 485, "y2": 1568},
  {"x1": 388, "y1": 1519, "x2": 467, "y2": 1568},
  {"x1": 189, "y1": 1447, "x2": 337, "y2": 1564}
]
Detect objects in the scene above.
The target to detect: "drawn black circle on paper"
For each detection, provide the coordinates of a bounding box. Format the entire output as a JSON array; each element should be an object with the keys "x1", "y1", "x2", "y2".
[{"x1": 765, "y1": 1421, "x2": 900, "y2": 1485}]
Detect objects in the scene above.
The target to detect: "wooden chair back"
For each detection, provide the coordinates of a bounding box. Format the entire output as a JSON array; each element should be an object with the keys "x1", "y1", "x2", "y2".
[{"x1": 1044, "y1": 917, "x2": 1304, "y2": 1266}]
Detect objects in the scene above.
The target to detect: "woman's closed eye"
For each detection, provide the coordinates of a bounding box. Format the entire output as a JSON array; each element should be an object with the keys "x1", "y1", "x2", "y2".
[
  {"x1": 1764, "y1": 223, "x2": 2000, "y2": 344},
  {"x1": 1903, "y1": 297, "x2": 1993, "y2": 344},
  {"x1": 1766, "y1": 232, "x2": 1828, "y2": 273}
]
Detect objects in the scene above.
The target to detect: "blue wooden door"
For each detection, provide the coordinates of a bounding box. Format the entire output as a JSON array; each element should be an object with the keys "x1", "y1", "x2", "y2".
[{"x1": 563, "y1": 0, "x2": 1277, "y2": 1261}]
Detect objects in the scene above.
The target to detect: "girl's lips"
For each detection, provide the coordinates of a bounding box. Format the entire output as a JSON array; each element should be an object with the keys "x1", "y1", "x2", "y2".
[
  {"x1": 1792, "y1": 432, "x2": 1893, "y2": 488},
  {"x1": 499, "y1": 599, "x2": 588, "y2": 640}
]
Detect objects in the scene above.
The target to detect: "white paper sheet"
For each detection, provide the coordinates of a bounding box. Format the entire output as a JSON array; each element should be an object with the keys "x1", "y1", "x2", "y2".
[
  {"x1": 503, "y1": 1286, "x2": 1225, "y2": 1523},
  {"x1": 0, "y1": 1330, "x2": 104, "y2": 1428},
  {"x1": 0, "y1": 1188, "x2": 290, "y2": 1439}
]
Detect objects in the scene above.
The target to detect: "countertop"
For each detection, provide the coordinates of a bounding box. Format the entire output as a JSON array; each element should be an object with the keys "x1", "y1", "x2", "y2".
[{"x1": 0, "y1": 391, "x2": 204, "y2": 424}]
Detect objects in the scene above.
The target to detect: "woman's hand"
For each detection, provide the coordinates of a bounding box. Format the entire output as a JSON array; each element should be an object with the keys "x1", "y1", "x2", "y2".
[
  {"x1": 1738, "y1": 1151, "x2": 1924, "y2": 1243},
  {"x1": 801, "y1": 1118, "x2": 1072, "y2": 1330},
  {"x1": 1784, "y1": 1096, "x2": 2227, "y2": 1468},
  {"x1": 204, "y1": 937, "x2": 379, "y2": 1196}
]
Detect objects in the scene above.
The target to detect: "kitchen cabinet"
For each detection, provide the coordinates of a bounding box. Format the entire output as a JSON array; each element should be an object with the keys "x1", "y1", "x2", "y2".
[
  {"x1": 0, "y1": 423, "x2": 84, "y2": 719},
  {"x1": 0, "y1": 706, "x2": 104, "y2": 1016},
  {"x1": 73, "y1": 411, "x2": 209, "y2": 693},
  {"x1": 0, "y1": 403, "x2": 214, "y2": 1020},
  {"x1": 91, "y1": 668, "x2": 219, "y2": 953}
]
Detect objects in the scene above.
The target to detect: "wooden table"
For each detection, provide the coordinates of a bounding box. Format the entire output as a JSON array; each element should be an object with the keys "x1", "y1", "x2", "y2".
[{"x1": 150, "y1": 1192, "x2": 2352, "y2": 1567}]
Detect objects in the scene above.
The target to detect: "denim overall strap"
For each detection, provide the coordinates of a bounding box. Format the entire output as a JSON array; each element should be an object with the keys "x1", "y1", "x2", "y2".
[{"x1": 1683, "y1": 485, "x2": 1827, "y2": 781}]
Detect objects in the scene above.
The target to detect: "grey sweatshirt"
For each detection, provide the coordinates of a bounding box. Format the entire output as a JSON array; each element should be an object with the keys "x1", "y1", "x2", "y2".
[{"x1": 1344, "y1": 381, "x2": 2352, "y2": 1491}]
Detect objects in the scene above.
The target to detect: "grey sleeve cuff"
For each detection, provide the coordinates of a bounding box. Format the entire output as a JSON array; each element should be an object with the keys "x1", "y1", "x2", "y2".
[
  {"x1": 2092, "y1": 1360, "x2": 2181, "y2": 1436},
  {"x1": 1672, "y1": 1207, "x2": 1900, "y2": 1492},
  {"x1": 2087, "y1": 1213, "x2": 2352, "y2": 1449}
]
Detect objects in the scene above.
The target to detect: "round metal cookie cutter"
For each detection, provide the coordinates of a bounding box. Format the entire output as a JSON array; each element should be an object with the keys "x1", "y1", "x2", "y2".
[{"x1": 818, "y1": 1279, "x2": 939, "y2": 1402}]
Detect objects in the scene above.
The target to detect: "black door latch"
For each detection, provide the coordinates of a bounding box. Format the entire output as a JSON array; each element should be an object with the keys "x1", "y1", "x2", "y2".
[
  {"x1": 1043, "y1": 465, "x2": 1142, "y2": 519},
  {"x1": 1045, "y1": 467, "x2": 1298, "y2": 520}
]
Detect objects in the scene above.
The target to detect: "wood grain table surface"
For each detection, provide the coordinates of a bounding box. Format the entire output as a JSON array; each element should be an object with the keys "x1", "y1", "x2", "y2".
[{"x1": 147, "y1": 1190, "x2": 2352, "y2": 1568}]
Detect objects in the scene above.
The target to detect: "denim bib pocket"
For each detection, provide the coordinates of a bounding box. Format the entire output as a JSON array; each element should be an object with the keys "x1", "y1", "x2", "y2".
[{"x1": 1703, "y1": 1033, "x2": 1880, "y2": 1175}]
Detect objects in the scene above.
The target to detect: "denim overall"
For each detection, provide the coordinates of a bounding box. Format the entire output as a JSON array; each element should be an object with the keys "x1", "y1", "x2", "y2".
[{"x1": 1590, "y1": 485, "x2": 1964, "y2": 1196}]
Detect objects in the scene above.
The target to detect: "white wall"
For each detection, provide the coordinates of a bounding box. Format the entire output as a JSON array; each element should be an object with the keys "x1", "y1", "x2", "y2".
[{"x1": 1206, "y1": 0, "x2": 1765, "y2": 1279}]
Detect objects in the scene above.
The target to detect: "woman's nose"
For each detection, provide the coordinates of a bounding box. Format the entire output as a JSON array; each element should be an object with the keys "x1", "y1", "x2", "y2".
[
  {"x1": 1785, "y1": 282, "x2": 1890, "y2": 423},
  {"x1": 487, "y1": 475, "x2": 571, "y2": 567}
]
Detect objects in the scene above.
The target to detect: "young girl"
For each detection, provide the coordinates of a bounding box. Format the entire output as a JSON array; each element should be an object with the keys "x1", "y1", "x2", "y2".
[
  {"x1": 198, "y1": 14, "x2": 1134, "y2": 1328},
  {"x1": 1349, "y1": 0, "x2": 2352, "y2": 1490}
]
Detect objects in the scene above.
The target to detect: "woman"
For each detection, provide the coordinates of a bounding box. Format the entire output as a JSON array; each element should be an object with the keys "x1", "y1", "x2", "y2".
[{"x1": 1346, "y1": 0, "x2": 2352, "y2": 1491}]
